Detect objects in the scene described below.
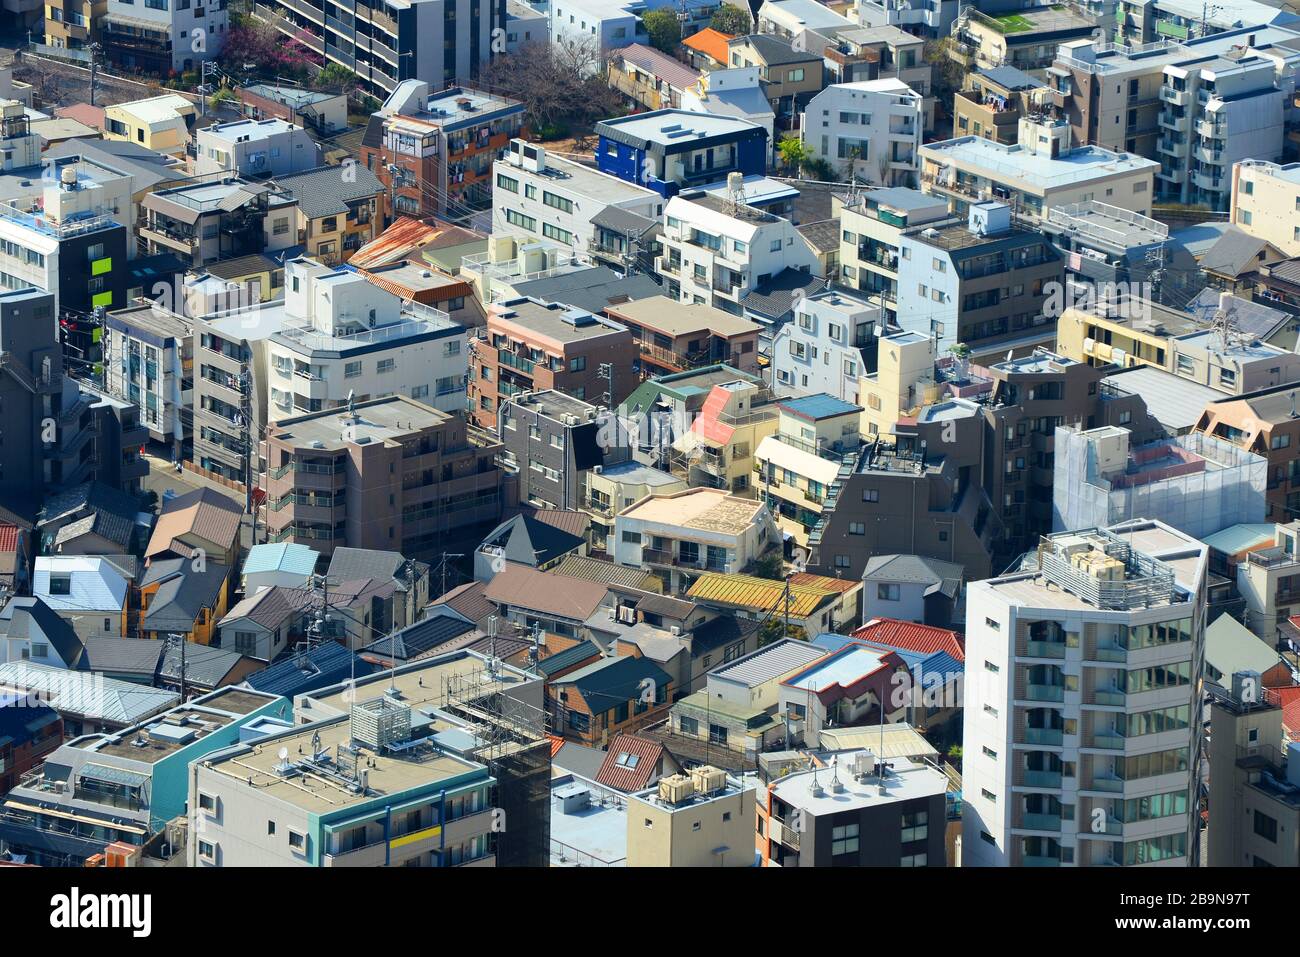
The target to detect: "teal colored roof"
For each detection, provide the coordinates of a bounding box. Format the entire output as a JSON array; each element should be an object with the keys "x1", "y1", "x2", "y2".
[
  {"x1": 779, "y1": 393, "x2": 861, "y2": 421},
  {"x1": 243, "y1": 542, "x2": 319, "y2": 577},
  {"x1": 1200, "y1": 524, "x2": 1275, "y2": 556}
]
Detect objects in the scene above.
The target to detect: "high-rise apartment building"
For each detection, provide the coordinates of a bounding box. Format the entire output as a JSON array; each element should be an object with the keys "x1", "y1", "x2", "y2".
[{"x1": 963, "y1": 520, "x2": 1208, "y2": 867}]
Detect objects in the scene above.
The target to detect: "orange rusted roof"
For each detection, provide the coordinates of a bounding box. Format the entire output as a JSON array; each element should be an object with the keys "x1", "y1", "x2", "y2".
[{"x1": 684, "y1": 28, "x2": 734, "y2": 65}]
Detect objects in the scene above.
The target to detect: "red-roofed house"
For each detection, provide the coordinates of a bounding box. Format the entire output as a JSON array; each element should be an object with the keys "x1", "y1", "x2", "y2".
[
  {"x1": 851, "y1": 618, "x2": 965, "y2": 660},
  {"x1": 0, "y1": 523, "x2": 32, "y2": 597},
  {"x1": 594, "y1": 733, "x2": 681, "y2": 793}
]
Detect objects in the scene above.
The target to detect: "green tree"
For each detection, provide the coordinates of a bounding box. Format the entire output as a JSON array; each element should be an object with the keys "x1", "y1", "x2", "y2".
[
  {"x1": 924, "y1": 38, "x2": 966, "y2": 117},
  {"x1": 752, "y1": 552, "x2": 785, "y2": 580},
  {"x1": 802, "y1": 156, "x2": 837, "y2": 182},
  {"x1": 710, "y1": 3, "x2": 752, "y2": 34},
  {"x1": 314, "y1": 62, "x2": 359, "y2": 92},
  {"x1": 642, "y1": 9, "x2": 682, "y2": 54},
  {"x1": 777, "y1": 134, "x2": 811, "y2": 175}
]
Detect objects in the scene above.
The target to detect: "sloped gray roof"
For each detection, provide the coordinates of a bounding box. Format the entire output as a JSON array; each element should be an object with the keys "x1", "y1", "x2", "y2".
[
  {"x1": 78, "y1": 637, "x2": 164, "y2": 677},
  {"x1": 326, "y1": 548, "x2": 411, "y2": 588},
  {"x1": 743, "y1": 269, "x2": 832, "y2": 320},
  {"x1": 158, "y1": 642, "x2": 252, "y2": 689},
  {"x1": 615, "y1": 43, "x2": 701, "y2": 91},
  {"x1": 590, "y1": 204, "x2": 659, "y2": 238},
  {"x1": 1199, "y1": 226, "x2": 1273, "y2": 278},
  {"x1": 0, "y1": 597, "x2": 85, "y2": 668},
  {"x1": 861, "y1": 554, "x2": 963, "y2": 597},
  {"x1": 273, "y1": 163, "x2": 385, "y2": 219},
  {"x1": 738, "y1": 33, "x2": 818, "y2": 66},
  {"x1": 142, "y1": 561, "x2": 230, "y2": 631},
  {"x1": 481, "y1": 514, "x2": 585, "y2": 568}
]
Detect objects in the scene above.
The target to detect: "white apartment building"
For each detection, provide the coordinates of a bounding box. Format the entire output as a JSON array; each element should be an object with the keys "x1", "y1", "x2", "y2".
[
  {"x1": 963, "y1": 520, "x2": 1208, "y2": 867},
  {"x1": 801, "y1": 78, "x2": 924, "y2": 187},
  {"x1": 771, "y1": 288, "x2": 883, "y2": 401},
  {"x1": 681, "y1": 68, "x2": 776, "y2": 147},
  {"x1": 757, "y1": 0, "x2": 853, "y2": 40},
  {"x1": 855, "y1": 0, "x2": 959, "y2": 37},
  {"x1": 101, "y1": 0, "x2": 228, "y2": 73},
  {"x1": 612, "y1": 487, "x2": 778, "y2": 594},
  {"x1": 551, "y1": 0, "x2": 716, "y2": 58},
  {"x1": 918, "y1": 116, "x2": 1159, "y2": 221},
  {"x1": 103, "y1": 303, "x2": 193, "y2": 460},
  {"x1": 265, "y1": 258, "x2": 468, "y2": 424},
  {"x1": 492, "y1": 138, "x2": 662, "y2": 260},
  {"x1": 195, "y1": 119, "x2": 322, "y2": 178},
  {"x1": 658, "y1": 189, "x2": 820, "y2": 316},
  {"x1": 1157, "y1": 52, "x2": 1287, "y2": 209},
  {"x1": 1231, "y1": 159, "x2": 1300, "y2": 257}
]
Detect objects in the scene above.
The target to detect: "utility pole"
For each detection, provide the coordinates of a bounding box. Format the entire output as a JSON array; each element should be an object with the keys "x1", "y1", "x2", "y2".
[{"x1": 88, "y1": 42, "x2": 102, "y2": 107}]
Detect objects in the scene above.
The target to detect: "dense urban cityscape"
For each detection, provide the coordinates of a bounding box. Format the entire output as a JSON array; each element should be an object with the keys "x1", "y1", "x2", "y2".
[{"x1": 0, "y1": 0, "x2": 1292, "y2": 900}]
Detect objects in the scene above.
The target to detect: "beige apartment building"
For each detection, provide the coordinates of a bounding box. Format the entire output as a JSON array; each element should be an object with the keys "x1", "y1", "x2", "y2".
[
  {"x1": 605, "y1": 296, "x2": 763, "y2": 380},
  {"x1": 262, "y1": 395, "x2": 503, "y2": 559},
  {"x1": 1208, "y1": 675, "x2": 1300, "y2": 867},
  {"x1": 858, "y1": 330, "x2": 939, "y2": 438},
  {"x1": 627, "y1": 767, "x2": 756, "y2": 867},
  {"x1": 1231, "y1": 159, "x2": 1300, "y2": 258},
  {"x1": 954, "y1": 65, "x2": 1050, "y2": 146}
]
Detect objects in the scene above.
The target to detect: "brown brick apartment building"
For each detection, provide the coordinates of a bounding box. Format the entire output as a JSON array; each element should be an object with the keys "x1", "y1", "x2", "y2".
[
  {"x1": 469, "y1": 297, "x2": 638, "y2": 430},
  {"x1": 262, "y1": 395, "x2": 504, "y2": 559}
]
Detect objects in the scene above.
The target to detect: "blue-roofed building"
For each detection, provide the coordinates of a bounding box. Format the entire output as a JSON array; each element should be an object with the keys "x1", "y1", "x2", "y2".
[
  {"x1": 243, "y1": 643, "x2": 377, "y2": 702},
  {"x1": 0, "y1": 685, "x2": 287, "y2": 865},
  {"x1": 241, "y1": 542, "x2": 320, "y2": 594},
  {"x1": 595, "y1": 109, "x2": 769, "y2": 199}
]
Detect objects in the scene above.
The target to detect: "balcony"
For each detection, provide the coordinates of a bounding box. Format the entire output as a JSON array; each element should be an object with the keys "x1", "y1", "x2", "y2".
[
  {"x1": 498, "y1": 350, "x2": 536, "y2": 375},
  {"x1": 1023, "y1": 640, "x2": 1066, "y2": 659},
  {"x1": 1020, "y1": 813, "x2": 1062, "y2": 831},
  {"x1": 1157, "y1": 111, "x2": 1189, "y2": 133},
  {"x1": 1086, "y1": 730, "x2": 1125, "y2": 750},
  {"x1": 1159, "y1": 86, "x2": 1189, "y2": 106},
  {"x1": 1022, "y1": 854, "x2": 1060, "y2": 867},
  {"x1": 1025, "y1": 684, "x2": 1065, "y2": 702},
  {"x1": 1023, "y1": 727, "x2": 1064, "y2": 746},
  {"x1": 1022, "y1": 770, "x2": 1062, "y2": 788}
]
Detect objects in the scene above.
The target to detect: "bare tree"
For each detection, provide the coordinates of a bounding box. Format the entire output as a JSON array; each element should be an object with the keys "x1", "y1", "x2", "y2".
[{"x1": 479, "y1": 37, "x2": 624, "y2": 140}]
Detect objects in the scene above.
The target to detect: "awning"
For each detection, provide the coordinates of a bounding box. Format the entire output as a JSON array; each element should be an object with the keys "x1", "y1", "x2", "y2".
[
  {"x1": 101, "y1": 13, "x2": 170, "y2": 33},
  {"x1": 79, "y1": 764, "x2": 149, "y2": 790},
  {"x1": 3, "y1": 800, "x2": 147, "y2": 834}
]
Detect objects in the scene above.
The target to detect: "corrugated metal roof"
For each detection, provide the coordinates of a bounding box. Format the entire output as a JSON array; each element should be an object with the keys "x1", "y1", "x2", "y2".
[
  {"x1": 553, "y1": 555, "x2": 659, "y2": 591},
  {"x1": 0, "y1": 661, "x2": 178, "y2": 724},
  {"x1": 595, "y1": 733, "x2": 666, "y2": 793},
  {"x1": 686, "y1": 572, "x2": 834, "y2": 618},
  {"x1": 818, "y1": 723, "x2": 939, "y2": 759},
  {"x1": 1201, "y1": 523, "x2": 1276, "y2": 556},
  {"x1": 709, "y1": 637, "x2": 825, "y2": 687},
  {"x1": 851, "y1": 618, "x2": 964, "y2": 660}
]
